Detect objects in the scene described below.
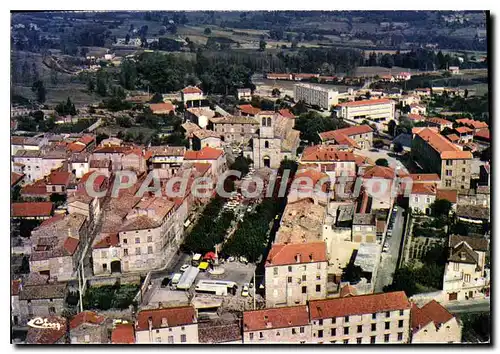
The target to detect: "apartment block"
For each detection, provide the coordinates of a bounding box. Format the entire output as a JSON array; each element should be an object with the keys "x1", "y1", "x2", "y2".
[
  {"x1": 309, "y1": 291, "x2": 412, "y2": 344},
  {"x1": 265, "y1": 242, "x2": 328, "y2": 308},
  {"x1": 334, "y1": 99, "x2": 395, "y2": 132},
  {"x1": 294, "y1": 84, "x2": 339, "y2": 110},
  {"x1": 411, "y1": 128, "x2": 472, "y2": 190}
]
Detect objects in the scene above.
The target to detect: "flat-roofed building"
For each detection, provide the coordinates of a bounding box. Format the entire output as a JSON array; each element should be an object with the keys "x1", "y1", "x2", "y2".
[
  {"x1": 334, "y1": 99, "x2": 395, "y2": 132},
  {"x1": 294, "y1": 84, "x2": 339, "y2": 110},
  {"x1": 308, "y1": 291, "x2": 412, "y2": 344}
]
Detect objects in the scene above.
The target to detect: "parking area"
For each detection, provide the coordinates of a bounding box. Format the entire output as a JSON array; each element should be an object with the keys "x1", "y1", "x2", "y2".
[{"x1": 354, "y1": 148, "x2": 410, "y2": 174}]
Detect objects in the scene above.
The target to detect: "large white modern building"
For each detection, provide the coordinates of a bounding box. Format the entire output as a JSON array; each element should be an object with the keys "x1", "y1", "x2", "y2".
[
  {"x1": 294, "y1": 84, "x2": 339, "y2": 110},
  {"x1": 334, "y1": 99, "x2": 395, "y2": 132}
]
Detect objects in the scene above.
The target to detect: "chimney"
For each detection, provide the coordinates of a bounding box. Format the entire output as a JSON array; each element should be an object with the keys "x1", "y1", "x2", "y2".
[
  {"x1": 161, "y1": 317, "x2": 168, "y2": 327},
  {"x1": 295, "y1": 253, "x2": 301, "y2": 263}
]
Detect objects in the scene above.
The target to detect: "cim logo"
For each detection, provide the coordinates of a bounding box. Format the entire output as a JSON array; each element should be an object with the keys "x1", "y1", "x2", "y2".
[{"x1": 27, "y1": 317, "x2": 62, "y2": 331}]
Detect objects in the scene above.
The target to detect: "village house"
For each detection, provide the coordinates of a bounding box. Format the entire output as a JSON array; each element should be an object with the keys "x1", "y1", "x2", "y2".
[
  {"x1": 209, "y1": 115, "x2": 259, "y2": 144},
  {"x1": 111, "y1": 323, "x2": 136, "y2": 344},
  {"x1": 299, "y1": 145, "x2": 357, "y2": 183},
  {"x1": 29, "y1": 213, "x2": 88, "y2": 281},
  {"x1": 181, "y1": 86, "x2": 206, "y2": 108},
  {"x1": 183, "y1": 146, "x2": 226, "y2": 177},
  {"x1": 135, "y1": 306, "x2": 198, "y2": 344},
  {"x1": 184, "y1": 107, "x2": 216, "y2": 129},
  {"x1": 319, "y1": 125, "x2": 374, "y2": 150},
  {"x1": 242, "y1": 305, "x2": 312, "y2": 343},
  {"x1": 265, "y1": 242, "x2": 328, "y2": 308},
  {"x1": 308, "y1": 291, "x2": 412, "y2": 344},
  {"x1": 192, "y1": 129, "x2": 223, "y2": 150},
  {"x1": 147, "y1": 146, "x2": 186, "y2": 179},
  {"x1": 410, "y1": 104, "x2": 427, "y2": 116},
  {"x1": 238, "y1": 104, "x2": 262, "y2": 117},
  {"x1": 45, "y1": 170, "x2": 72, "y2": 194},
  {"x1": 11, "y1": 202, "x2": 54, "y2": 220},
  {"x1": 411, "y1": 300, "x2": 462, "y2": 343},
  {"x1": 411, "y1": 128, "x2": 472, "y2": 190},
  {"x1": 455, "y1": 118, "x2": 488, "y2": 134},
  {"x1": 425, "y1": 117, "x2": 454, "y2": 131},
  {"x1": 149, "y1": 101, "x2": 175, "y2": 115},
  {"x1": 443, "y1": 235, "x2": 489, "y2": 302},
  {"x1": 26, "y1": 316, "x2": 67, "y2": 344},
  {"x1": 70, "y1": 311, "x2": 108, "y2": 344},
  {"x1": 236, "y1": 88, "x2": 252, "y2": 101}
]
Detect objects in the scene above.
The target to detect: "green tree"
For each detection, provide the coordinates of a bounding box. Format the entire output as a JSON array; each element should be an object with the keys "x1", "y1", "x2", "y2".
[
  {"x1": 204, "y1": 27, "x2": 212, "y2": 35},
  {"x1": 31, "y1": 80, "x2": 46, "y2": 103},
  {"x1": 375, "y1": 158, "x2": 389, "y2": 167},
  {"x1": 393, "y1": 142, "x2": 404, "y2": 153},
  {"x1": 119, "y1": 59, "x2": 137, "y2": 90},
  {"x1": 150, "y1": 92, "x2": 164, "y2": 103},
  {"x1": 430, "y1": 199, "x2": 452, "y2": 218},
  {"x1": 95, "y1": 70, "x2": 108, "y2": 97},
  {"x1": 387, "y1": 119, "x2": 397, "y2": 137},
  {"x1": 259, "y1": 40, "x2": 267, "y2": 52},
  {"x1": 271, "y1": 88, "x2": 281, "y2": 97},
  {"x1": 116, "y1": 116, "x2": 133, "y2": 128},
  {"x1": 342, "y1": 263, "x2": 362, "y2": 283},
  {"x1": 384, "y1": 266, "x2": 418, "y2": 296}
]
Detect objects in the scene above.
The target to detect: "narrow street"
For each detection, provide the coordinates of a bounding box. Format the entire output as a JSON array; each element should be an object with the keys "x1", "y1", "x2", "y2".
[
  {"x1": 445, "y1": 298, "x2": 490, "y2": 314},
  {"x1": 374, "y1": 206, "x2": 405, "y2": 293}
]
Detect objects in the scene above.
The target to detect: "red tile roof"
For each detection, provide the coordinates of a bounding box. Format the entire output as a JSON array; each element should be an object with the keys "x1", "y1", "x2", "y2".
[
  {"x1": 266, "y1": 73, "x2": 292, "y2": 79},
  {"x1": 112, "y1": 323, "x2": 135, "y2": 344},
  {"x1": 40, "y1": 214, "x2": 66, "y2": 227},
  {"x1": 47, "y1": 171, "x2": 71, "y2": 186},
  {"x1": 436, "y1": 189, "x2": 458, "y2": 203},
  {"x1": 93, "y1": 234, "x2": 120, "y2": 249},
  {"x1": 238, "y1": 104, "x2": 262, "y2": 116},
  {"x1": 408, "y1": 174, "x2": 441, "y2": 182},
  {"x1": 446, "y1": 134, "x2": 460, "y2": 142},
  {"x1": 456, "y1": 118, "x2": 488, "y2": 129},
  {"x1": 79, "y1": 135, "x2": 95, "y2": 146},
  {"x1": 309, "y1": 291, "x2": 411, "y2": 319},
  {"x1": 21, "y1": 180, "x2": 49, "y2": 196},
  {"x1": 70, "y1": 311, "x2": 105, "y2": 329},
  {"x1": 68, "y1": 143, "x2": 86, "y2": 153},
  {"x1": 411, "y1": 300, "x2": 455, "y2": 333},
  {"x1": 407, "y1": 114, "x2": 425, "y2": 121},
  {"x1": 63, "y1": 237, "x2": 80, "y2": 255},
  {"x1": 279, "y1": 109, "x2": 295, "y2": 119},
  {"x1": 135, "y1": 306, "x2": 196, "y2": 331},
  {"x1": 301, "y1": 145, "x2": 356, "y2": 162},
  {"x1": 150, "y1": 102, "x2": 175, "y2": 113},
  {"x1": 411, "y1": 183, "x2": 437, "y2": 195},
  {"x1": 243, "y1": 305, "x2": 309, "y2": 332},
  {"x1": 474, "y1": 128, "x2": 490, "y2": 140},
  {"x1": 455, "y1": 126, "x2": 473, "y2": 134},
  {"x1": 337, "y1": 98, "x2": 394, "y2": 108},
  {"x1": 320, "y1": 124, "x2": 373, "y2": 140},
  {"x1": 26, "y1": 316, "x2": 67, "y2": 344},
  {"x1": 93, "y1": 146, "x2": 131, "y2": 154},
  {"x1": 182, "y1": 86, "x2": 203, "y2": 94},
  {"x1": 265, "y1": 242, "x2": 328, "y2": 267},
  {"x1": 426, "y1": 117, "x2": 452, "y2": 126},
  {"x1": 79, "y1": 171, "x2": 107, "y2": 190},
  {"x1": 414, "y1": 128, "x2": 472, "y2": 160},
  {"x1": 184, "y1": 146, "x2": 223, "y2": 160},
  {"x1": 363, "y1": 165, "x2": 396, "y2": 179},
  {"x1": 339, "y1": 284, "x2": 358, "y2": 298},
  {"x1": 11, "y1": 172, "x2": 24, "y2": 186},
  {"x1": 11, "y1": 202, "x2": 53, "y2": 218}
]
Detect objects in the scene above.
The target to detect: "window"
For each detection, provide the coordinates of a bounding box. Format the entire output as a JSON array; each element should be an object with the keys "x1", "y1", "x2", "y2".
[
  {"x1": 288, "y1": 276, "x2": 292, "y2": 283},
  {"x1": 147, "y1": 236, "x2": 153, "y2": 243},
  {"x1": 317, "y1": 263, "x2": 321, "y2": 270},
  {"x1": 445, "y1": 180, "x2": 451, "y2": 187},
  {"x1": 397, "y1": 332, "x2": 403, "y2": 341},
  {"x1": 462, "y1": 176, "x2": 466, "y2": 182},
  {"x1": 136, "y1": 247, "x2": 141, "y2": 255},
  {"x1": 292, "y1": 328, "x2": 296, "y2": 335},
  {"x1": 385, "y1": 311, "x2": 390, "y2": 318},
  {"x1": 426, "y1": 197, "x2": 431, "y2": 203},
  {"x1": 168, "y1": 336, "x2": 174, "y2": 344},
  {"x1": 249, "y1": 333, "x2": 254, "y2": 340},
  {"x1": 302, "y1": 275, "x2": 307, "y2": 281},
  {"x1": 372, "y1": 313, "x2": 377, "y2": 319},
  {"x1": 123, "y1": 238, "x2": 127, "y2": 244},
  {"x1": 463, "y1": 160, "x2": 467, "y2": 165},
  {"x1": 288, "y1": 266, "x2": 292, "y2": 272},
  {"x1": 357, "y1": 338, "x2": 362, "y2": 344},
  {"x1": 103, "y1": 263, "x2": 107, "y2": 271},
  {"x1": 344, "y1": 316, "x2": 349, "y2": 323},
  {"x1": 344, "y1": 327, "x2": 349, "y2": 335},
  {"x1": 371, "y1": 323, "x2": 376, "y2": 331},
  {"x1": 398, "y1": 320, "x2": 403, "y2": 328},
  {"x1": 274, "y1": 267, "x2": 278, "y2": 276},
  {"x1": 446, "y1": 170, "x2": 452, "y2": 176},
  {"x1": 343, "y1": 339, "x2": 349, "y2": 344},
  {"x1": 262, "y1": 118, "x2": 266, "y2": 126},
  {"x1": 462, "y1": 168, "x2": 466, "y2": 172},
  {"x1": 265, "y1": 141, "x2": 269, "y2": 149},
  {"x1": 332, "y1": 317, "x2": 336, "y2": 324},
  {"x1": 385, "y1": 322, "x2": 390, "y2": 330},
  {"x1": 123, "y1": 249, "x2": 128, "y2": 256},
  {"x1": 300, "y1": 327, "x2": 304, "y2": 334},
  {"x1": 316, "y1": 274, "x2": 321, "y2": 280},
  {"x1": 465, "y1": 274, "x2": 471, "y2": 282},
  {"x1": 259, "y1": 332, "x2": 264, "y2": 339},
  {"x1": 446, "y1": 160, "x2": 453, "y2": 166},
  {"x1": 276, "y1": 331, "x2": 280, "y2": 336},
  {"x1": 357, "y1": 325, "x2": 362, "y2": 333},
  {"x1": 370, "y1": 336, "x2": 376, "y2": 344},
  {"x1": 414, "y1": 197, "x2": 419, "y2": 203},
  {"x1": 302, "y1": 286, "x2": 307, "y2": 294},
  {"x1": 318, "y1": 330, "x2": 323, "y2": 338},
  {"x1": 148, "y1": 246, "x2": 153, "y2": 254},
  {"x1": 384, "y1": 334, "x2": 390, "y2": 343},
  {"x1": 331, "y1": 328, "x2": 336, "y2": 336},
  {"x1": 316, "y1": 285, "x2": 321, "y2": 292},
  {"x1": 318, "y1": 319, "x2": 323, "y2": 326},
  {"x1": 135, "y1": 237, "x2": 140, "y2": 244},
  {"x1": 453, "y1": 263, "x2": 460, "y2": 271},
  {"x1": 399, "y1": 310, "x2": 404, "y2": 316}
]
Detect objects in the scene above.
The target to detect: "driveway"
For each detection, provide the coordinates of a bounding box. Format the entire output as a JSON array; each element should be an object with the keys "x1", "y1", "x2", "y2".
[{"x1": 374, "y1": 206, "x2": 405, "y2": 293}]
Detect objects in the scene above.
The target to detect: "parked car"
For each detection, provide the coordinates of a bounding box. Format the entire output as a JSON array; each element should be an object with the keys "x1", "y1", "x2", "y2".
[
  {"x1": 227, "y1": 256, "x2": 235, "y2": 262},
  {"x1": 239, "y1": 256, "x2": 248, "y2": 264},
  {"x1": 180, "y1": 264, "x2": 190, "y2": 272}
]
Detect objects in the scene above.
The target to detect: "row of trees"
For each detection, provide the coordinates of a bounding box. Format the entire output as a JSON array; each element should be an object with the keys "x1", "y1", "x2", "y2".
[{"x1": 294, "y1": 111, "x2": 349, "y2": 144}]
